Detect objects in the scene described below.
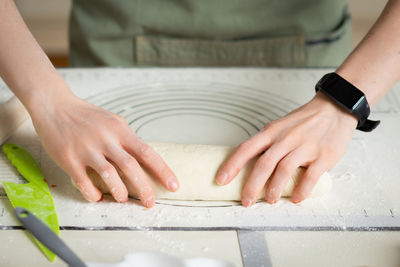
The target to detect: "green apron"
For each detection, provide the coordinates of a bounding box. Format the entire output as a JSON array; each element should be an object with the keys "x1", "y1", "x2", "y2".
[{"x1": 69, "y1": 0, "x2": 352, "y2": 67}]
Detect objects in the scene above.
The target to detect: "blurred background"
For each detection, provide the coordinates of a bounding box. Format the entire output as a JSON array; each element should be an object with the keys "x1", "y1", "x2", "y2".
[{"x1": 14, "y1": 0, "x2": 387, "y2": 67}]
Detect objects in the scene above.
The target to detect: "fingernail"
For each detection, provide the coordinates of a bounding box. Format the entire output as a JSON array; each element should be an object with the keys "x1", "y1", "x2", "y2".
[
  {"x1": 81, "y1": 190, "x2": 95, "y2": 202},
  {"x1": 266, "y1": 188, "x2": 279, "y2": 204},
  {"x1": 110, "y1": 187, "x2": 117, "y2": 195},
  {"x1": 97, "y1": 194, "x2": 104, "y2": 202},
  {"x1": 217, "y1": 171, "x2": 228, "y2": 185},
  {"x1": 118, "y1": 196, "x2": 129, "y2": 203},
  {"x1": 267, "y1": 198, "x2": 278, "y2": 204},
  {"x1": 242, "y1": 198, "x2": 254, "y2": 207},
  {"x1": 144, "y1": 196, "x2": 154, "y2": 207},
  {"x1": 167, "y1": 179, "x2": 179, "y2": 191},
  {"x1": 291, "y1": 196, "x2": 302, "y2": 204},
  {"x1": 110, "y1": 188, "x2": 125, "y2": 203}
]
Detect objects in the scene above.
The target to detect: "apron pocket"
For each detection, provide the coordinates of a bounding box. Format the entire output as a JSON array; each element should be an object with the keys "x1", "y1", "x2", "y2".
[
  {"x1": 136, "y1": 35, "x2": 305, "y2": 67},
  {"x1": 305, "y1": 13, "x2": 353, "y2": 67}
]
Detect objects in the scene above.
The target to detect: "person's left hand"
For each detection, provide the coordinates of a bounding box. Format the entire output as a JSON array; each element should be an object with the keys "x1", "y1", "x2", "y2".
[{"x1": 215, "y1": 92, "x2": 358, "y2": 207}]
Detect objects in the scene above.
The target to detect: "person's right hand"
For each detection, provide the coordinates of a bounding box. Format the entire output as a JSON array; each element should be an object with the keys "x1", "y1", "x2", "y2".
[{"x1": 28, "y1": 89, "x2": 179, "y2": 207}]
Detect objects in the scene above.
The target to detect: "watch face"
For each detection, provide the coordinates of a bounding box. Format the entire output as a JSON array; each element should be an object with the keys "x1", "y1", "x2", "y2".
[
  {"x1": 325, "y1": 75, "x2": 365, "y2": 110},
  {"x1": 316, "y1": 72, "x2": 378, "y2": 132}
]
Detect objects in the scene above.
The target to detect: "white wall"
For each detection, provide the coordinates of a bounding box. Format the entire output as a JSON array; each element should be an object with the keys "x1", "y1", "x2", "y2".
[
  {"x1": 348, "y1": 0, "x2": 387, "y2": 45},
  {"x1": 15, "y1": 0, "x2": 71, "y2": 55}
]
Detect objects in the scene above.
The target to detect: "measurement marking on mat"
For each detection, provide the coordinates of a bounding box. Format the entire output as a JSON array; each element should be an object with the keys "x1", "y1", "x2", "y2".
[
  {"x1": 338, "y1": 209, "x2": 343, "y2": 218},
  {"x1": 311, "y1": 209, "x2": 317, "y2": 218},
  {"x1": 390, "y1": 209, "x2": 395, "y2": 218},
  {"x1": 363, "y1": 209, "x2": 369, "y2": 217}
]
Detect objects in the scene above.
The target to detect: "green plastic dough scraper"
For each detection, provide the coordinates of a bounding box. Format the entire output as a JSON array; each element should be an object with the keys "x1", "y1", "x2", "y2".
[{"x1": 2, "y1": 143, "x2": 59, "y2": 262}]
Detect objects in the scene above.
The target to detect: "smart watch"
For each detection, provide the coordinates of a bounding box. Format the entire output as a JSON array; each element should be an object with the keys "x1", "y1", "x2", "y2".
[{"x1": 315, "y1": 72, "x2": 380, "y2": 132}]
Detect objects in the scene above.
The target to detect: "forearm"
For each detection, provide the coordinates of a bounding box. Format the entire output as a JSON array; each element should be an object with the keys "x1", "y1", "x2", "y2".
[
  {"x1": 0, "y1": 0, "x2": 73, "y2": 114},
  {"x1": 336, "y1": 0, "x2": 400, "y2": 106}
]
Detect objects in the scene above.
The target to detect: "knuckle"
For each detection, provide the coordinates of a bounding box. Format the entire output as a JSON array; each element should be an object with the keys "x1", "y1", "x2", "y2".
[
  {"x1": 119, "y1": 156, "x2": 137, "y2": 170},
  {"x1": 283, "y1": 127, "x2": 301, "y2": 140},
  {"x1": 278, "y1": 161, "x2": 293, "y2": 175},
  {"x1": 138, "y1": 185, "x2": 153, "y2": 197},
  {"x1": 304, "y1": 168, "x2": 321, "y2": 183},
  {"x1": 102, "y1": 163, "x2": 115, "y2": 174},
  {"x1": 80, "y1": 141, "x2": 99, "y2": 155},
  {"x1": 271, "y1": 141, "x2": 289, "y2": 155},
  {"x1": 128, "y1": 173, "x2": 141, "y2": 184},
  {"x1": 59, "y1": 146, "x2": 73, "y2": 159},
  {"x1": 139, "y1": 144, "x2": 155, "y2": 160},
  {"x1": 256, "y1": 154, "x2": 268, "y2": 165},
  {"x1": 263, "y1": 121, "x2": 278, "y2": 132},
  {"x1": 71, "y1": 167, "x2": 88, "y2": 184},
  {"x1": 237, "y1": 141, "x2": 251, "y2": 152},
  {"x1": 73, "y1": 178, "x2": 85, "y2": 189},
  {"x1": 321, "y1": 145, "x2": 337, "y2": 159},
  {"x1": 107, "y1": 115, "x2": 126, "y2": 130},
  {"x1": 304, "y1": 142, "x2": 318, "y2": 153},
  {"x1": 303, "y1": 114, "x2": 320, "y2": 126},
  {"x1": 98, "y1": 133, "x2": 113, "y2": 143},
  {"x1": 113, "y1": 113, "x2": 125, "y2": 123},
  {"x1": 305, "y1": 173, "x2": 319, "y2": 184},
  {"x1": 255, "y1": 154, "x2": 273, "y2": 169},
  {"x1": 58, "y1": 146, "x2": 80, "y2": 164}
]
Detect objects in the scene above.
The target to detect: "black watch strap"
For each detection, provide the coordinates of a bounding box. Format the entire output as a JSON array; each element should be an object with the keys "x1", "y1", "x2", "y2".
[{"x1": 315, "y1": 72, "x2": 380, "y2": 132}]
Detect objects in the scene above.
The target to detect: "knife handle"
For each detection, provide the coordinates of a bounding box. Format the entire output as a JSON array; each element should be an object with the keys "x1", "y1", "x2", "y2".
[{"x1": 14, "y1": 207, "x2": 87, "y2": 267}]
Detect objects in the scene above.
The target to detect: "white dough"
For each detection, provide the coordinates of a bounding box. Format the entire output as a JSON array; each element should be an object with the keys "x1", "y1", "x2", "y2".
[
  {"x1": 0, "y1": 95, "x2": 331, "y2": 201},
  {"x1": 0, "y1": 96, "x2": 29, "y2": 144},
  {"x1": 86, "y1": 142, "x2": 332, "y2": 201}
]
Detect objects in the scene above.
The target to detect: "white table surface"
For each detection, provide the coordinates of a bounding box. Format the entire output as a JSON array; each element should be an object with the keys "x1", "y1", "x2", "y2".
[{"x1": 0, "y1": 68, "x2": 399, "y2": 267}]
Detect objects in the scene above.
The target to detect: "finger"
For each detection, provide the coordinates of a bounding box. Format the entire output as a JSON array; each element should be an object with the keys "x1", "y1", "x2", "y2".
[
  {"x1": 88, "y1": 154, "x2": 129, "y2": 203},
  {"x1": 265, "y1": 146, "x2": 314, "y2": 204},
  {"x1": 241, "y1": 142, "x2": 290, "y2": 207},
  {"x1": 216, "y1": 129, "x2": 274, "y2": 185},
  {"x1": 291, "y1": 160, "x2": 327, "y2": 204},
  {"x1": 123, "y1": 135, "x2": 179, "y2": 192},
  {"x1": 68, "y1": 162, "x2": 103, "y2": 202},
  {"x1": 107, "y1": 145, "x2": 155, "y2": 208}
]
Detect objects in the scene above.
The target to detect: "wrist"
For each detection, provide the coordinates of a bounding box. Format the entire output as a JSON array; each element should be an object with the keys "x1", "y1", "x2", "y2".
[
  {"x1": 315, "y1": 72, "x2": 380, "y2": 132},
  {"x1": 312, "y1": 91, "x2": 358, "y2": 127},
  {"x1": 335, "y1": 66, "x2": 382, "y2": 107},
  {"x1": 25, "y1": 80, "x2": 77, "y2": 120}
]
